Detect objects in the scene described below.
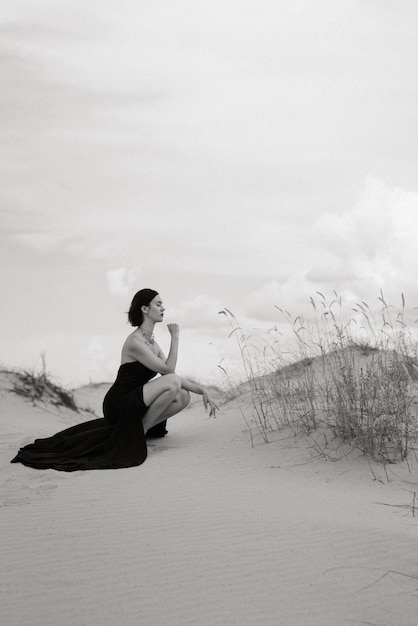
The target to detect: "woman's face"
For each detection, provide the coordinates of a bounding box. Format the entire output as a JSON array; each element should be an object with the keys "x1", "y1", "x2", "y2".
[{"x1": 146, "y1": 294, "x2": 165, "y2": 322}]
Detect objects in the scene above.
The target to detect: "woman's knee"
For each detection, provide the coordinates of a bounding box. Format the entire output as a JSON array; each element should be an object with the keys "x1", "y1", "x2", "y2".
[
  {"x1": 179, "y1": 389, "x2": 191, "y2": 408},
  {"x1": 166, "y1": 389, "x2": 190, "y2": 417},
  {"x1": 162, "y1": 373, "x2": 182, "y2": 394}
]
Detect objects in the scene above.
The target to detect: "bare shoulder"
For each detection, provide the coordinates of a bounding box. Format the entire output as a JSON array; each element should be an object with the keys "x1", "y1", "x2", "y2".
[
  {"x1": 122, "y1": 331, "x2": 145, "y2": 359},
  {"x1": 122, "y1": 331, "x2": 138, "y2": 349},
  {"x1": 123, "y1": 331, "x2": 159, "y2": 358},
  {"x1": 120, "y1": 331, "x2": 172, "y2": 375}
]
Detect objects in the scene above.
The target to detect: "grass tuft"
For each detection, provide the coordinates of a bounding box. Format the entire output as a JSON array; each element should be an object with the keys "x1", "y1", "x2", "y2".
[{"x1": 10, "y1": 355, "x2": 78, "y2": 412}]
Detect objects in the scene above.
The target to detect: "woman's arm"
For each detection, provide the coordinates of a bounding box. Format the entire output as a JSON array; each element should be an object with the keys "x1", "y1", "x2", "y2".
[
  {"x1": 127, "y1": 324, "x2": 180, "y2": 375},
  {"x1": 127, "y1": 336, "x2": 175, "y2": 375},
  {"x1": 180, "y1": 377, "x2": 204, "y2": 394},
  {"x1": 180, "y1": 377, "x2": 219, "y2": 417},
  {"x1": 165, "y1": 324, "x2": 179, "y2": 371}
]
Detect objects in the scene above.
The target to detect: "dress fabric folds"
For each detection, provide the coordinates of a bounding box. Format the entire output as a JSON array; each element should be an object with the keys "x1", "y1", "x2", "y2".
[{"x1": 11, "y1": 362, "x2": 156, "y2": 472}]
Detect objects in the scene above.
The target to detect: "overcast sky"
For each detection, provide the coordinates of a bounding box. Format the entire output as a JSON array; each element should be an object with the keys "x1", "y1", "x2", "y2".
[{"x1": 1, "y1": 0, "x2": 418, "y2": 386}]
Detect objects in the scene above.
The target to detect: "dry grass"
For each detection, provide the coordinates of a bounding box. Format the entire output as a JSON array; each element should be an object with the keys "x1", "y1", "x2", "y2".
[
  {"x1": 219, "y1": 292, "x2": 418, "y2": 463},
  {"x1": 9, "y1": 355, "x2": 78, "y2": 412}
]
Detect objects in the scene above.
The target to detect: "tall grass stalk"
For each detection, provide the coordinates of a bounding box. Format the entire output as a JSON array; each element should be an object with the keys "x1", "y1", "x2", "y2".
[{"x1": 218, "y1": 308, "x2": 283, "y2": 442}]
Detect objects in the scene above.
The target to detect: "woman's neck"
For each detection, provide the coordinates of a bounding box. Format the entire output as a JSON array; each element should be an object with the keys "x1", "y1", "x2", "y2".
[{"x1": 139, "y1": 320, "x2": 155, "y2": 336}]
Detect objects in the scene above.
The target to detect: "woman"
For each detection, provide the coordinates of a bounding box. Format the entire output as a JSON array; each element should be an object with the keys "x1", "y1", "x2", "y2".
[{"x1": 11, "y1": 289, "x2": 217, "y2": 471}]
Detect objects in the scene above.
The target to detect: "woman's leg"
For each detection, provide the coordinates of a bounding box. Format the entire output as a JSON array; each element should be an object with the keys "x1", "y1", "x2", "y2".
[
  {"x1": 152, "y1": 389, "x2": 190, "y2": 421},
  {"x1": 142, "y1": 375, "x2": 189, "y2": 433}
]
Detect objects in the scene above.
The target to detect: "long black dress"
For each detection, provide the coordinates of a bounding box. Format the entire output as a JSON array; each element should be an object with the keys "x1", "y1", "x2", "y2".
[{"x1": 11, "y1": 361, "x2": 157, "y2": 472}]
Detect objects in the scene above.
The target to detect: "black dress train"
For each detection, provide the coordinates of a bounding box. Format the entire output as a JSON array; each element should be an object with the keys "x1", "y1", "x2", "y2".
[{"x1": 11, "y1": 361, "x2": 159, "y2": 472}]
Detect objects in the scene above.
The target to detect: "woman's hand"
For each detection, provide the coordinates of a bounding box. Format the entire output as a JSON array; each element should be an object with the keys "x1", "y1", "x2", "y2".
[
  {"x1": 167, "y1": 323, "x2": 180, "y2": 337},
  {"x1": 202, "y1": 391, "x2": 219, "y2": 418}
]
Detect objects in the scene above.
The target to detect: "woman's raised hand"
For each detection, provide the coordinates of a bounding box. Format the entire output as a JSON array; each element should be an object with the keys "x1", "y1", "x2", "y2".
[{"x1": 167, "y1": 323, "x2": 180, "y2": 336}]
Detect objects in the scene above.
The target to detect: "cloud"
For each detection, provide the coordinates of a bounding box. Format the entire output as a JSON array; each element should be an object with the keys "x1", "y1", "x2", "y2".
[
  {"x1": 313, "y1": 177, "x2": 418, "y2": 301},
  {"x1": 106, "y1": 266, "x2": 140, "y2": 297},
  {"x1": 241, "y1": 177, "x2": 418, "y2": 324},
  {"x1": 79, "y1": 335, "x2": 120, "y2": 383},
  {"x1": 170, "y1": 294, "x2": 228, "y2": 332},
  {"x1": 13, "y1": 232, "x2": 60, "y2": 252},
  {"x1": 244, "y1": 275, "x2": 314, "y2": 320},
  {"x1": 2, "y1": 1, "x2": 418, "y2": 283}
]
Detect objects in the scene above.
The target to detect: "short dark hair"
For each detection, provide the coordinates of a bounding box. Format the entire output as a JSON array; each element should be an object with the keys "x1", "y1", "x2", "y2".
[{"x1": 128, "y1": 289, "x2": 159, "y2": 326}]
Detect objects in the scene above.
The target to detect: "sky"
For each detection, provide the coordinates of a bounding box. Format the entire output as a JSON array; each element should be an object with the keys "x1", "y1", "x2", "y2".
[{"x1": 1, "y1": 0, "x2": 418, "y2": 388}]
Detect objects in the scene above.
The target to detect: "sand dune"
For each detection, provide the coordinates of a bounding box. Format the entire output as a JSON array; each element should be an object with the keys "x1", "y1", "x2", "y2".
[{"x1": 1, "y1": 370, "x2": 417, "y2": 625}]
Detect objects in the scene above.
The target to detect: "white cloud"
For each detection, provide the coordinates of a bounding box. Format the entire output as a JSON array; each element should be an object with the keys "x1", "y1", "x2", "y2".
[
  {"x1": 79, "y1": 335, "x2": 120, "y2": 383},
  {"x1": 13, "y1": 232, "x2": 60, "y2": 252},
  {"x1": 2, "y1": 1, "x2": 418, "y2": 282},
  {"x1": 0, "y1": 330, "x2": 117, "y2": 387},
  {"x1": 241, "y1": 177, "x2": 418, "y2": 325},
  {"x1": 170, "y1": 294, "x2": 228, "y2": 331},
  {"x1": 106, "y1": 267, "x2": 140, "y2": 297},
  {"x1": 313, "y1": 177, "x2": 418, "y2": 301},
  {"x1": 244, "y1": 274, "x2": 313, "y2": 321}
]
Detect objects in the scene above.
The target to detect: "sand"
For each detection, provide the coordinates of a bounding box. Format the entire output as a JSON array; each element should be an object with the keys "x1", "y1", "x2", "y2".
[{"x1": 1, "y1": 371, "x2": 418, "y2": 625}]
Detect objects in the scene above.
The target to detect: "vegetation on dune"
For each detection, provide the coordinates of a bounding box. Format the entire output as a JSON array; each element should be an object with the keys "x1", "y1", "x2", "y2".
[
  {"x1": 9, "y1": 355, "x2": 78, "y2": 412},
  {"x1": 219, "y1": 292, "x2": 418, "y2": 464}
]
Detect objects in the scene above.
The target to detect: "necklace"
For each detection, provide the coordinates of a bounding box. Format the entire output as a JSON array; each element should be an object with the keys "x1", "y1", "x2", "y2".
[{"x1": 139, "y1": 327, "x2": 155, "y2": 345}]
